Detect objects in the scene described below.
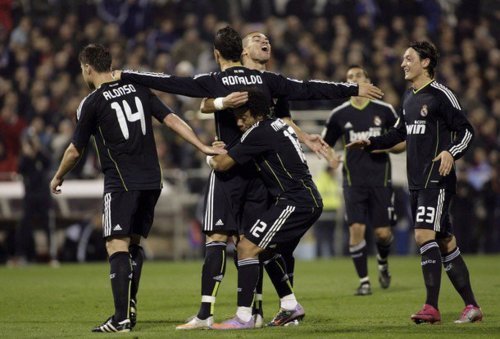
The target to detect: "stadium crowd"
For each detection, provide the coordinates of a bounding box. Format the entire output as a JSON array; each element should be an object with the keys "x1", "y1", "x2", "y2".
[{"x1": 0, "y1": 0, "x2": 498, "y2": 254}]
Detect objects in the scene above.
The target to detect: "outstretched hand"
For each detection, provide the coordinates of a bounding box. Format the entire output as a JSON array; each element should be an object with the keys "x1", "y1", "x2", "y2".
[
  {"x1": 202, "y1": 145, "x2": 227, "y2": 156},
  {"x1": 433, "y1": 150, "x2": 454, "y2": 176},
  {"x1": 223, "y1": 92, "x2": 248, "y2": 108},
  {"x1": 346, "y1": 139, "x2": 371, "y2": 150},
  {"x1": 358, "y1": 83, "x2": 384, "y2": 100},
  {"x1": 304, "y1": 134, "x2": 329, "y2": 159}
]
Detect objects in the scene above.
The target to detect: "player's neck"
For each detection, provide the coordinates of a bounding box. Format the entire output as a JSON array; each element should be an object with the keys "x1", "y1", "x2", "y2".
[
  {"x1": 220, "y1": 60, "x2": 243, "y2": 71},
  {"x1": 243, "y1": 58, "x2": 266, "y2": 71},
  {"x1": 411, "y1": 75, "x2": 433, "y2": 91},
  {"x1": 351, "y1": 96, "x2": 369, "y2": 107},
  {"x1": 93, "y1": 72, "x2": 115, "y2": 89}
]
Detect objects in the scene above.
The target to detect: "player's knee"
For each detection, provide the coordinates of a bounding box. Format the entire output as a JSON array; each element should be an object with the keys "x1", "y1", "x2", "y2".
[
  {"x1": 414, "y1": 229, "x2": 436, "y2": 246},
  {"x1": 105, "y1": 236, "x2": 130, "y2": 256},
  {"x1": 374, "y1": 227, "x2": 392, "y2": 242},
  {"x1": 437, "y1": 235, "x2": 456, "y2": 253},
  {"x1": 206, "y1": 232, "x2": 228, "y2": 243},
  {"x1": 349, "y1": 223, "x2": 365, "y2": 243},
  {"x1": 237, "y1": 238, "x2": 261, "y2": 259}
]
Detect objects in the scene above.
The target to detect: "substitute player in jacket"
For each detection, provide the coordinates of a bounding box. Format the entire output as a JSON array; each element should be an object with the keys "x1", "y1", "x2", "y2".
[
  {"x1": 323, "y1": 65, "x2": 399, "y2": 296},
  {"x1": 348, "y1": 41, "x2": 482, "y2": 324}
]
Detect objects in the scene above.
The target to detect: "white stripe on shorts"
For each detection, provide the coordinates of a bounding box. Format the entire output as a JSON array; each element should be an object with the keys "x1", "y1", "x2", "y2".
[
  {"x1": 203, "y1": 171, "x2": 216, "y2": 231},
  {"x1": 433, "y1": 189, "x2": 445, "y2": 232},
  {"x1": 259, "y1": 206, "x2": 295, "y2": 249}
]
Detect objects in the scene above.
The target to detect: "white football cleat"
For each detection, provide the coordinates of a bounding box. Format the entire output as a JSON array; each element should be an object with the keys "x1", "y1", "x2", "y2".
[{"x1": 175, "y1": 316, "x2": 213, "y2": 330}]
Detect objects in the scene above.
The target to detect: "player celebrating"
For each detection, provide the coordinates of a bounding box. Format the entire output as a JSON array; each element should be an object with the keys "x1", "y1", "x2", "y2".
[
  {"x1": 115, "y1": 26, "x2": 383, "y2": 329},
  {"x1": 199, "y1": 31, "x2": 326, "y2": 327},
  {"x1": 50, "y1": 44, "x2": 224, "y2": 333},
  {"x1": 322, "y1": 65, "x2": 400, "y2": 296},
  {"x1": 208, "y1": 90, "x2": 322, "y2": 329},
  {"x1": 347, "y1": 41, "x2": 482, "y2": 324}
]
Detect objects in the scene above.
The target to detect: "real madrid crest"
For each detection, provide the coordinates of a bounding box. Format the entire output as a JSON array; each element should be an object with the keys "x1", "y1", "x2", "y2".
[
  {"x1": 420, "y1": 104, "x2": 428, "y2": 117},
  {"x1": 373, "y1": 115, "x2": 381, "y2": 126}
]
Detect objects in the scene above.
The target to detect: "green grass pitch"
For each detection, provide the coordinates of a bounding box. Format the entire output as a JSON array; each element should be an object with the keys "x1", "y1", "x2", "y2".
[{"x1": 1, "y1": 255, "x2": 499, "y2": 338}]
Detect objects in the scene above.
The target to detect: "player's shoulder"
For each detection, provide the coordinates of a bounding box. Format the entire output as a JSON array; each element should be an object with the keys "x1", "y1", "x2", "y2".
[
  {"x1": 76, "y1": 89, "x2": 99, "y2": 120},
  {"x1": 240, "y1": 120, "x2": 265, "y2": 142},
  {"x1": 370, "y1": 99, "x2": 397, "y2": 117},
  {"x1": 428, "y1": 80, "x2": 462, "y2": 109},
  {"x1": 327, "y1": 100, "x2": 351, "y2": 122}
]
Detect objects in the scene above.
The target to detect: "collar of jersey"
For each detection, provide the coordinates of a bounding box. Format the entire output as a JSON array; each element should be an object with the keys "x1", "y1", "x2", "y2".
[
  {"x1": 412, "y1": 79, "x2": 434, "y2": 94},
  {"x1": 350, "y1": 98, "x2": 370, "y2": 110}
]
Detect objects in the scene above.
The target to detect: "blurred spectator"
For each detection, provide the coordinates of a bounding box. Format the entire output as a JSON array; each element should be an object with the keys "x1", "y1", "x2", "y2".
[
  {"x1": 0, "y1": 0, "x2": 497, "y2": 253},
  {"x1": 313, "y1": 166, "x2": 342, "y2": 257},
  {"x1": 10, "y1": 117, "x2": 56, "y2": 265}
]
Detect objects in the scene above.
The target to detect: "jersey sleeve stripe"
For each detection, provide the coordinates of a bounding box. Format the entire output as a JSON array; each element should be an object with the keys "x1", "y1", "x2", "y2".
[
  {"x1": 449, "y1": 129, "x2": 473, "y2": 156},
  {"x1": 76, "y1": 90, "x2": 96, "y2": 120},
  {"x1": 240, "y1": 121, "x2": 260, "y2": 142},
  {"x1": 371, "y1": 99, "x2": 398, "y2": 118},
  {"x1": 326, "y1": 101, "x2": 350, "y2": 124},
  {"x1": 430, "y1": 82, "x2": 461, "y2": 110},
  {"x1": 123, "y1": 70, "x2": 172, "y2": 78}
]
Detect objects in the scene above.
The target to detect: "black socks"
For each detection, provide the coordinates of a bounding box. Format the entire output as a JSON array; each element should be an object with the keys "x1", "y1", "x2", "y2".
[{"x1": 109, "y1": 251, "x2": 132, "y2": 321}]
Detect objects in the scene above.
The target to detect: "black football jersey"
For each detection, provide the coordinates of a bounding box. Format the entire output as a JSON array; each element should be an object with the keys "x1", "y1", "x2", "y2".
[
  {"x1": 272, "y1": 97, "x2": 292, "y2": 119},
  {"x1": 123, "y1": 67, "x2": 357, "y2": 148},
  {"x1": 322, "y1": 99, "x2": 398, "y2": 187},
  {"x1": 72, "y1": 79, "x2": 172, "y2": 192},
  {"x1": 367, "y1": 80, "x2": 474, "y2": 192},
  {"x1": 228, "y1": 118, "x2": 322, "y2": 207}
]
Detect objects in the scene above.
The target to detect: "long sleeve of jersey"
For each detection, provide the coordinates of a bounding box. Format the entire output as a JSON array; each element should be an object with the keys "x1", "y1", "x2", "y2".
[
  {"x1": 122, "y1": 70, "x2": 215, "y2": 97},
  {"x1": 367, "y1": 116, "x2": 407, "y2": 151},
  {"x1": 439, "y1": 95, "x2": 474, "y2": 160},
  {"x1": 262, "y1": 72, "x2": 359, "y2": 100}
]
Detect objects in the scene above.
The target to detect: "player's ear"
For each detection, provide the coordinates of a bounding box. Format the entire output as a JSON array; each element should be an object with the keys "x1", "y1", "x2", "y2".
[{"x1": 213, "y1": 49, "x2": 220, "y2": 64}]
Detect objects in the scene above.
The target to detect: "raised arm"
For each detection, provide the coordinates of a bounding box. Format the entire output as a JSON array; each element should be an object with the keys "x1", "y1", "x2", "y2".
[
  {"x1": 163, "y1": 113, "x2": 226, "y2": 155},
  {"x1": 119, "y1": 70, "x2": 214, "y2": 97},
  {"x1": 200, "y1": 92, "x2": 249, "y2": 113},
  {"x1": 50, "y1": 143, "x2": 82, "y2": 194},
  {"x1": 263, "y1": 72, "x2": 384, "y2": 101},
  {"x1": 281, "y1": 117, "x2": 329, "y2": 159}
]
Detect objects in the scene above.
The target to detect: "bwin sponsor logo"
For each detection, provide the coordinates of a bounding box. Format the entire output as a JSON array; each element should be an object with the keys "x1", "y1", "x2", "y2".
[
  {"x1": 406, "y1": 124, "x2": 426, "y2": 135},
  {"x1": 349, "y1": 127, "x2": 382, "y2": 141},
  {"x1": 421, "y1": 259, "x2": 436, "y2": 266}
]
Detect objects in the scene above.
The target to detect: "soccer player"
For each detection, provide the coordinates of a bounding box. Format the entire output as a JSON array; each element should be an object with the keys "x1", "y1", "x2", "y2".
[
  {"x1": 322, "y1": 65, "x2": 399, "y2": 296},
  {"x1": 115, "y1": 26, "x2": 382, "y2": 329},
  {"x1": 199, "y1": 31, "x2": 326, "y2": 327},
  {"x1": 208, "y1": 90, "x2": 322, "y2": 329},
  {"x1": 347, "y1": 41, "x2": 482, "y2": 324},
  {"x1": 49, "y1": 44, "x2": 224, "y2": 333}
]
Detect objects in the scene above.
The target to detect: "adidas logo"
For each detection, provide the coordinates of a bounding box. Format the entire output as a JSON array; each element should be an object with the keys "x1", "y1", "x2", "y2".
[
  {"x1": 113, "y1": 224, "x2": 122, "y2": 231},
  {"x1": 213, "y1": 274, "x2": 224, "y2": 282},
  {"x1": 344, "y1": 122, "x2": 353, "y2": 129},
  {"x1": 215, "y1": 219, "x2": 224, "y2": 226}
]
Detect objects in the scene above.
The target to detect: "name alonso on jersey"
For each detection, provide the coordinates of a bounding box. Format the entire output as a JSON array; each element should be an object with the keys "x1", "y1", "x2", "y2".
[
  {"x1": 406, "y1": 120, "x2": 427, "y2": 135},
  {"x1": 349, "y1": 127, "x2": 382, "y2": 141},
  {"x1": 102, "y1": 84, "x2": 137, "y2": 101}
]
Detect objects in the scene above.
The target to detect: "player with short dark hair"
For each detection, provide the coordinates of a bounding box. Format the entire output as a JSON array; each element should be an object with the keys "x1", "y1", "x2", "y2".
[
  {"x1": 208, "y1": 90, "x2": 322, "y2": 329},
  {"x1": 50, "y1": 44, "x2": 224, "y2": 333},
  {"x1": 115, "y1": 26, "x2": 383, "y2": 329},
  {"x1": 322, "y1": 65, "x2": 400, "y2": 296},
  {"x1": 198, "y1": 30, "x2": 327, "y2": 328},
  {"x1": 347, "y1": 41, "x2": 482, "y2": 324}
]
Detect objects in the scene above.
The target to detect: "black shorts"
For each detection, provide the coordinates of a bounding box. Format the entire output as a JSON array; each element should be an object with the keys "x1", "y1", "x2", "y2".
[
  {"x1": 410, "y1": 188, "x2": 453, "y2": 237},
  {"x1": 102, "y1": 190, "x2": 161, "y2": 239},
  {"x1": 244, "y1": 203, "x2": 322, "y2": 249},
  {"x1": 202, "y1": 167, "x2": 269, "y2": 235},
  {"x1": 343, "y1": 186, "x2": 395, "y2": 227}
]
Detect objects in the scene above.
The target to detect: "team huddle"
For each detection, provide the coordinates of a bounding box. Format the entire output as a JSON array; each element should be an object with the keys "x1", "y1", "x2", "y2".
[{"x1": 50, "y1": 25, "x2": 482, "y2": 333}]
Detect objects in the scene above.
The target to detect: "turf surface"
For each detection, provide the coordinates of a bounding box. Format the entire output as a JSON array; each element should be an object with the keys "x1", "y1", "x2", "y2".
[{"x1": 1, "y1": 255, "x2": 499, "y2": 338}]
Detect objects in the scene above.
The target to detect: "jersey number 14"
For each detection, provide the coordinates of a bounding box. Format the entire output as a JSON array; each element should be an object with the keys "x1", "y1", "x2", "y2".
[{"x1": 111, "y1": 97, "x2": 146, "y2": 139}]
